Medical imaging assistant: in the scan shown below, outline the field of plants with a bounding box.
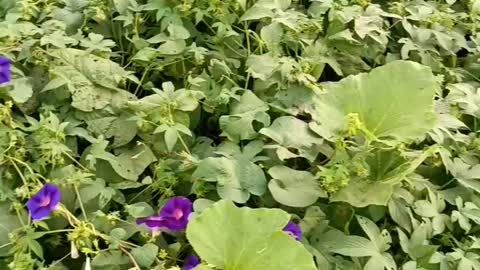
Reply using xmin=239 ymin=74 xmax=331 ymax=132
xmin=1 ymin=0 xmax=480 ymax=269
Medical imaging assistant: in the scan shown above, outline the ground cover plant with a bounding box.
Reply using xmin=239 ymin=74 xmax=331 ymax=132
xmin=1 ymin=0 xmax=480 ymax=269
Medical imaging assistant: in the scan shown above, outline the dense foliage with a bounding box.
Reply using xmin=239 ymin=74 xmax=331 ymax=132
xmin=1 ymin=0 xmax=480 ymax=269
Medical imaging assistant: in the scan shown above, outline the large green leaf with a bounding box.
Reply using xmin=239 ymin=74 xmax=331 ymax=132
xmin=268 ymin=166 xmax=327 ymax=207
xmin=51 ymin=48 xmax=136 ymax=112
xmin=309 ymin=60 xmax=437 ymax=142
xmin=186 ymin=200 xmax=316 ymax=270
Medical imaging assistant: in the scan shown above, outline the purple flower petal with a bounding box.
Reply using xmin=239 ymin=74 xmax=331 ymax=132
xmin=182 ymin=255 xmax=200 ymax=270
xmin=136 ymin=215 xmax=169 ymax=230
xmin=159 ymin=197 xmax=192 ymax=231
xmin=283 ymin=221 xmax=302 ymax=241
xmin=0 ymin=57 xmax=11 ymax=85
xmin=44 ymin=183 xmax=61 ymax=210
xmin=30 ymin=206 xmax=53 ymax=220
xmin=26 ymin=184 xmax=61 ymax=221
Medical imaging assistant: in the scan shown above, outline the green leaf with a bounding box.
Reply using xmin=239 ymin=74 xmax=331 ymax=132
xmin=246 ymin=54 xmax=278 ymax=80
xmin=219 ymin=91 xmax=270 ymax=142
xmin=41 ymin=78 xmax=67 ymax=92
xmin=321 ymin=230 xmax=378 ymax=257
xmin=92 ymin=250 xmax=130 ymax=267
xmin=270 ymin=85 xmax=315 ymax=115
xmin=113 ymin=0 xmax=130 ymax=14
xmin=388 ymin=194 xmax=413 ymax=233
xmin=457 ymin=178 xmax=480 ymax=194
xmin=110 ymin=228 xmax=127 ymax=240
xmin=168 ymin=24 xmax=190 ymax=40
xmin=125 ymin=202 xmax=155 ymax=218
xmin=195 ymin=266 xmax=215 ymax=270
xmin=396 ymin=225 xmax=437 ymax=259
xmin=260 ymin=23 xmax=284 ymax=53
xmin=157 ymin=40 xmax=186 ymax=55
xmin=447 ymin=158 xmax=480 ymax=194
xmin=356 ymin=216 xmax=391 ymax=252
xmin=268 ymin=166 xmax=326 ymax=207
xmin=260 ymin=116 xmax=323 ymax=161
xmin=51 ymin=48 xmax=136 ymax=112
xmin=309 ymin=60 xmax=438 ymax=142
xmin=331 ymin=180 xmax=394 ymax=208
xmin=86 ymin=115 xmax=137 ymax=147
xmin=186 ymin=200 xmax=316 ymax=270
xmin=260 ymin=116 xmax=318 ymax=147
xmin=132 ymin=47 xmax=159 ymax=62
xmin=9 ymin=78 xmax=33 ymax=103
xmin=300 ymin=206 xmax=326 ymax=235
xmin=331 ymin=148 xmax=433 ymax=207
xmin=192 ymin=156 xmax=266 ymax=203
xmin=79 ymin=178 xmax=107 ymax=203
xmin=240 ymin=7 xmax=274 ymax=21
xmin=364 ymin=149 xmax=409 ymax=182
xmin=0 ymin=203 xmax=22 ymax=256
xmin=26 ymin=238 xmax=43 ymax=259
xmin=40 ymin=31 xmax=77 ymax=48
xmin=164 ymin=127 xmax=179 ymax=152
xmin=53 ymin=0 xmax=87 ymax=33
xmin=111 ymin=144 xmax=157 ymax=181
xmin=89 ymin=141 xmax=157 ymax=181
xmin=131 ymin=243 xmax=159 ymax=267
xmin=129 ymin=83 xmax=201 ymax=112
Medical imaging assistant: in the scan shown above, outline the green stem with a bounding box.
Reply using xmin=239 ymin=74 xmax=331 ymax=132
xmin=6 ymin=156 xmax=45 ymax=183
xmin=134 ymin=66 xmax=151 ymax=96
xmin=177 ymin=134 xmax=191 ymax=155
xmin=9 ymin=159 xmax=29 ymax=187
xmin=15 ymin=208 xmax=26 ymax=227
xmin=63 ymin=151 xmax=90 ymax=172
xmin=127 ymin=185 xmax=152 ymax=204
xmin=440 ymin=178 xmax=456 ymax=189
xmin=48 ymin=252 xmax=72 ymax=268
xmin=244 ymin=22 xmax=251 ymax=55
xmin=74 ymin=185 xmax=88 ymax=221
xmin=0 ymin=242 xmax=13 ymax=250
xmin=244 ymin=72 xmax=250 ymax=90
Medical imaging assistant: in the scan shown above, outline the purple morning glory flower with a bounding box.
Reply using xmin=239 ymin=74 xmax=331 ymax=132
xmin=283 ymin=221 xmax=302 ymax=241
xmin=137 ymin=196 xmax=193 ymax=231
xmin=182 ymin=255 xmax=200 ymax=270
xmin=0 ymin=57 xmax=11 ymax=84
xmin=159 ymin=196 xmax=193 ymax=231
xmin=26 ymin=184 xmax=61 ymax=221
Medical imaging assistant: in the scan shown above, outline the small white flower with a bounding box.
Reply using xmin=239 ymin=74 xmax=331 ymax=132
xmin=84 ymin=257 xmax=91 ymax=270
xmin=71 ymin=241 xmax=79 ymax=259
